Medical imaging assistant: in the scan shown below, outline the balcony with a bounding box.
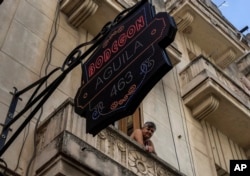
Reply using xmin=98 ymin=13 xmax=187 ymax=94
xmin=59 ymin=0 xmax=181 ymax=67
xmin=169 ymin=0 xmax=249 ymax=68
xmin=180 ymin=55 xmax=250 ymax=150
xmin=34 ymin=99 xmax=184 ymax=176
xmin=237 ymin=52 xmax=250 ymax=80
xmin=60 ymin=0 xmax=121 ymax=35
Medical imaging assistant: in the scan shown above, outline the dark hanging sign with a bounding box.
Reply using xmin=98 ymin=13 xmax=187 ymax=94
xmin=74 ymin=0 xmax=177 ymax=135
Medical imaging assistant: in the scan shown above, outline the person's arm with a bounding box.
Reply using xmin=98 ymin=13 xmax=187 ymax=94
xmin=130 ymin=129 xmax=144 ymax=146
xmin=150 ymin=141 xmax=157 ymax=155
xmin=147 ymin=140 xmax=157 ymax=155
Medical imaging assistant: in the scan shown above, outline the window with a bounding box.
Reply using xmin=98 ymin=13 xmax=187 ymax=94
xmin=118 ymin=107 xmax=142 ymax=136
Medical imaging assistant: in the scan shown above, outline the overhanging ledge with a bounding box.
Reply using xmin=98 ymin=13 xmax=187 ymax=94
xmin=35 ymin=98 xmax=185 ymax=176
xmin=35 ymin=131 xmax=137 ymax=176
xmin=180 ymin=57 xmax=250 ymax=149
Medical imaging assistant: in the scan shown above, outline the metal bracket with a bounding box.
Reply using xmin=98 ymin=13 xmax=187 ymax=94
xmin=0 ymin=88 xmax=20 ymax=151
xmin=0 ymin=0 xmax=145 ymax=157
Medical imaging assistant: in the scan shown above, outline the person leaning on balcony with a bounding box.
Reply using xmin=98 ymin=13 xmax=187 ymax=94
xmin=130 ymin=121 xmax=157 ymax=155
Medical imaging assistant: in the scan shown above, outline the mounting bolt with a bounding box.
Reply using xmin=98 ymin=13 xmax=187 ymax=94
xmin=1 ymin=134 xmax=6 ymax=139
xmin=8 ymin=112 xmax=13 ymax=119
xmin=81 ymin=147 xmax=86 ymax=151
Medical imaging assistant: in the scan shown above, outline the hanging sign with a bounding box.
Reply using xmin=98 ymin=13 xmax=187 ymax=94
xmin=74 ymin=0 xmax=177 ymax=135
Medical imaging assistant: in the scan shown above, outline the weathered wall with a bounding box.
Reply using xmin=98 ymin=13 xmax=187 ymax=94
xmin=0 ymin=0 xmax=87 ymax=174
xmin=1 ymin=0 xmax=248 ymax=176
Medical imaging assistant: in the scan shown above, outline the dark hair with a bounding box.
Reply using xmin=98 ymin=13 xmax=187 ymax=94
xmin=143 ymin=121 xmax=156 ymax=130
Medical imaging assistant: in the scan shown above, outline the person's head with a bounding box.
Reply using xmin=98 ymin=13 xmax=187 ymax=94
xmin=141 ymin=121 xmax=156 ymax=140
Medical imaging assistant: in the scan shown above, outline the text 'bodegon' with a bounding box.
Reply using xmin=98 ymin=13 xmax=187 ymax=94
xmin=74 ymin=0 xmax=177 ymax=135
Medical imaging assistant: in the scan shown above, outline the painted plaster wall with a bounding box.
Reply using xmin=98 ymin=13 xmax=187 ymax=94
xmin=0 ymin=0 xmax=87 ymax=174
xmin=1 ymin=0 xmax=248 ymax=176
xmin=0 ymin=0 xmax=195 ymax=175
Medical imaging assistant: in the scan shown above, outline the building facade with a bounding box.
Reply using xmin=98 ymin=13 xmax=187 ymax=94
xmin=0 ymin=0 xmax=249 ymax=176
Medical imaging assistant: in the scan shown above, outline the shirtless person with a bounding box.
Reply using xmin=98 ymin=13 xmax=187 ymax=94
xmin=130 ymin=121 xmax=157 ymax=154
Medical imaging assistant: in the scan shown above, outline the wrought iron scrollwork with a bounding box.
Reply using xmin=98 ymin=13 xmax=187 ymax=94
xmin=0 ymin=0 xmax=147 ymax=157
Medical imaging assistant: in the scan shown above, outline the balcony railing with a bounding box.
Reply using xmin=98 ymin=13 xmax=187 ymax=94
xmin=180 ymin=55 xmax=250 ymax=149
xmin=34 ymin=98 xmax=184 ymax=176
xmin=166 ymin=0 xmax=250 ymax=48
xmin=180 ymin=56 xmax=250 ymax=102
xmin=169 ymin=0 xmax=249 ymax=69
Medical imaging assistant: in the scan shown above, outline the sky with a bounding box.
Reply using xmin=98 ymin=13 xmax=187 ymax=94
xmin=212 ymin=0 xmax=250 ymax=35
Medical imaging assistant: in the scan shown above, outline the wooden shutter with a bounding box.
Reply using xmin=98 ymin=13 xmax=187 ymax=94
xmin=119 ymin=107 xmax=141 ymax=136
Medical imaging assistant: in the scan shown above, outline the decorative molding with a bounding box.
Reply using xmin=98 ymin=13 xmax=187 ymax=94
xmin=203 ymin=121 xmax=249 ymax=172
xmin=177 ymin=11 xmax=194 ymax=32
xmin=128 ymin=151 xmax=155 ymax=176
xmin=60 ymin=0 xmax=99 ymax=28
xmin=165 ymin=0 xmax=184 ymax=13
xmin=246 ymin=148 xmax=250 ymax=159
xmin=35 ymin=131 xmax=137 ymax=176
xmin=216 ymin=48 xmax=236 ymax=69
xmin=237 ymin=53 xmax=250 ymax=78
xmin=240 ymin=76 xmax=250 ymax=91
xmin=180 ymin=56 xmax=250 ymax=101
xmin=36 ymin=99 xmax=184 ymax=176
xmin=167 ymin=43 xmax=182 ymax=66
xmin=116 ymin=0 xmax=137 ymax=8
xmin=191 ymin=95 xmax=219 ymax=120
